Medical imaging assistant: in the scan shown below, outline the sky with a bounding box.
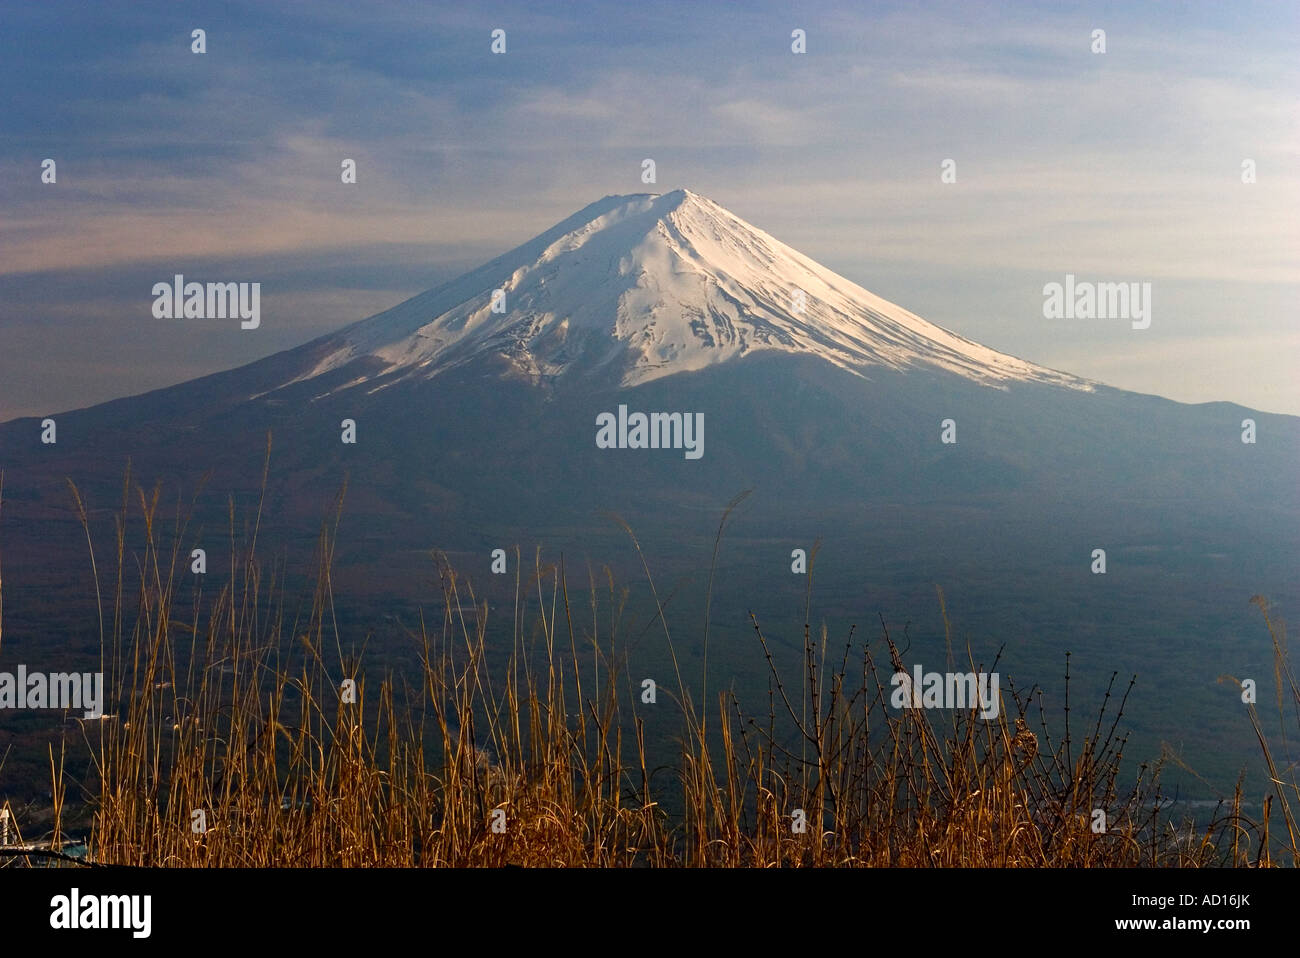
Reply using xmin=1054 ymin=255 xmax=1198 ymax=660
xmin=1 ymin=0 xmax=1297 ymax=420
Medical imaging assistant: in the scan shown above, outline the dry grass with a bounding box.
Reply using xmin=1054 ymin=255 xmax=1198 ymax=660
xmin=2 ymin=457 xmax=1297 ymax=867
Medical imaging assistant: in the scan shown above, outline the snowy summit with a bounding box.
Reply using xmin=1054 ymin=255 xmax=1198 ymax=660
xmin=288 ymin=189 xmax=1093 ymax=396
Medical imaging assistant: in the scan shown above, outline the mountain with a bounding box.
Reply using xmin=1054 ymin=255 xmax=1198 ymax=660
xmin=11 ymin=187 xmax=1288 ymax=530
xmin=1 ymin=190 xmax=1297 ymax=792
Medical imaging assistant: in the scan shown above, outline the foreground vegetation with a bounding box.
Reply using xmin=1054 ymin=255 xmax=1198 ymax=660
xmin=1 ymin=466 xmax=1296 ymax=867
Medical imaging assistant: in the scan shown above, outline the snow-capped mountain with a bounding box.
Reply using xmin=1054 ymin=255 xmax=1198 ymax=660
xmin=8 ymin=183 xmax=1294 ymax=533
xmin=280 ymin=189 xmax=1092 ymax=397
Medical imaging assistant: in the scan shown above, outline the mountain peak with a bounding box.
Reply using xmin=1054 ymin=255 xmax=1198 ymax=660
xmin=282 ymin=191 xmax=1094 ymax=396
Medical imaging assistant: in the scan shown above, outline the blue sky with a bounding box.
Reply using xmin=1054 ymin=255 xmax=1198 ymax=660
xmin=1 ymin=0 xmax=1297 ymax=418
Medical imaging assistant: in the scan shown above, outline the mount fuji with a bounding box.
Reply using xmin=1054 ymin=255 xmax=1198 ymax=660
xmin=4 ymin=185 xmax=1297 ymax=573
xmin=1 ymin=190 xmax=1297 ymax=787
xmin=4 ymin=183 xmax=1296 ymax=551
